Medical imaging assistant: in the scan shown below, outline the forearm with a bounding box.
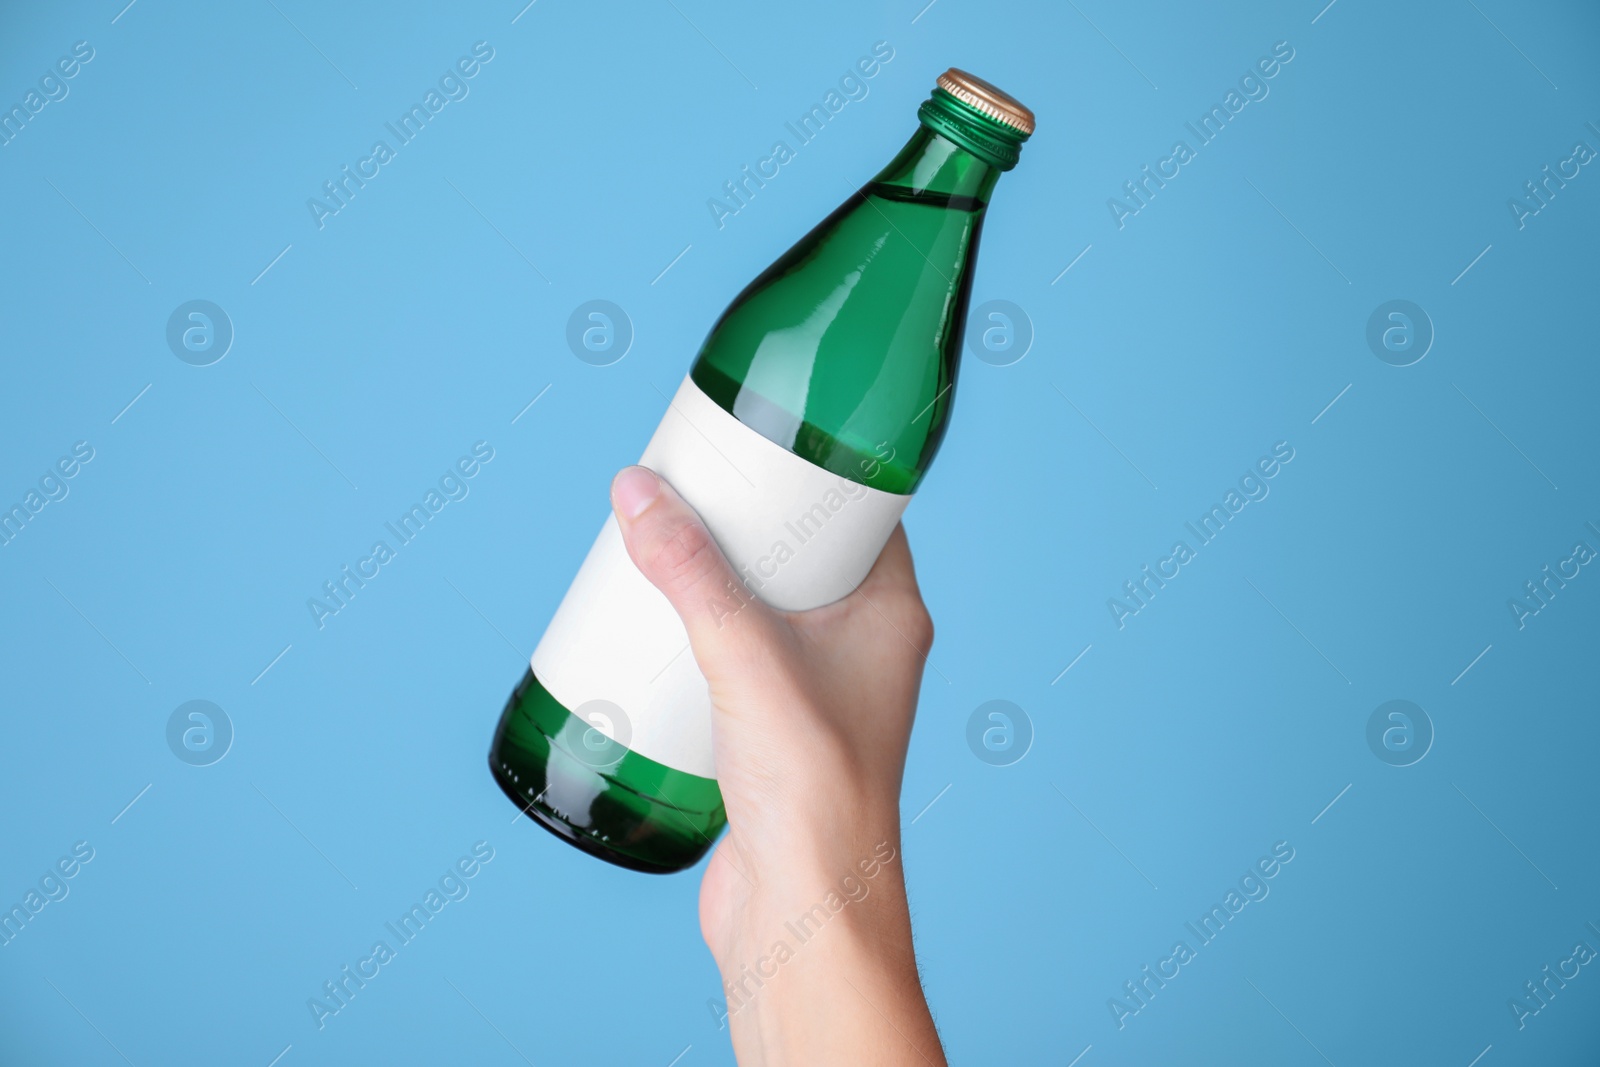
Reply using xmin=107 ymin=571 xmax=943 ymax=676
xmin=715 ymin=838 xmax=946 ymax=1066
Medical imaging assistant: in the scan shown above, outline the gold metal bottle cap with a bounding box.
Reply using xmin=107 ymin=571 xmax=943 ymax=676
xmin=936 ymin=68 xmax=1035 ymax=135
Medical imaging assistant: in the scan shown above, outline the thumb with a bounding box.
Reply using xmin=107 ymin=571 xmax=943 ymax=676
xmin=610 ymin=465 xmax=776 ymax=667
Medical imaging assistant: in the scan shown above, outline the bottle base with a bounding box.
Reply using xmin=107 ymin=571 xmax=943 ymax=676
xmin=487 ymin=755 xmax=692 ymax=875
xmin=488 ymin=668 xmax=725 ymax=875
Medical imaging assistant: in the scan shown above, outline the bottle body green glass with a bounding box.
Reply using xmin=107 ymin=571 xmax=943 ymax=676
xmin=488 ymin=95 xmax=1024 ymax=873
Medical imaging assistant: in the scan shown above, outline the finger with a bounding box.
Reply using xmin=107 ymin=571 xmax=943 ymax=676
xmin=611 ymin=465 xmax=777 ymax=663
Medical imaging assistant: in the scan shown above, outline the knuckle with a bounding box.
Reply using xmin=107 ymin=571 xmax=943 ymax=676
xmin=900 ymin=602 xmax=934 ymax=655
xmin=650 ymin=519 xmax=719 ymax=590
xmin=910 ymin=606 xmax=934 ymax=653
xmin=888 ymin=587 xmax=934 ymax=652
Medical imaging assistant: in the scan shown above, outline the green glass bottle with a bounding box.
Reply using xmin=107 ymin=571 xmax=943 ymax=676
xmin=489 ymin=69 xmax=1034 ymax=873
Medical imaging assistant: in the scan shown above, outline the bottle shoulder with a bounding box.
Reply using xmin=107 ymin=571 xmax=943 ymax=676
xmin=691 ymin=187 xmax=986 ymax=494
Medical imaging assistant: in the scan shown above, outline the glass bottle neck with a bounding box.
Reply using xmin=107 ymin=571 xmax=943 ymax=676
xmin=868 ymin=126 xmax=1001 ymax=206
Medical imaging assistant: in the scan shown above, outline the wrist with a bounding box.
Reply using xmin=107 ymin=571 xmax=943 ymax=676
xmin=714 ymin=832 xmax=908 ymax=975
xmin=711 ymin=842 xmax=944 ymax=1066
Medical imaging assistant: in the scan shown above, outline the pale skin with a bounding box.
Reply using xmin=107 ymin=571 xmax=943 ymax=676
xmin=610 ymin=464 xmax=947 ymax=1067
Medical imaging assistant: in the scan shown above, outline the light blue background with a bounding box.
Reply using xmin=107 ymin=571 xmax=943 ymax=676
xmin=2 ymin=0 xmax=1598 ymax=1064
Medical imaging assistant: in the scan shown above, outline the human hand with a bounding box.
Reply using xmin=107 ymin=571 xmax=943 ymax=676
xmin=610 ymin=464 xmax=946 ymax=1066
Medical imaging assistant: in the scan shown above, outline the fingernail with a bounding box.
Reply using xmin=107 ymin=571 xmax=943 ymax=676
xmin=612 ymin=466 xmax=660 ymax=520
